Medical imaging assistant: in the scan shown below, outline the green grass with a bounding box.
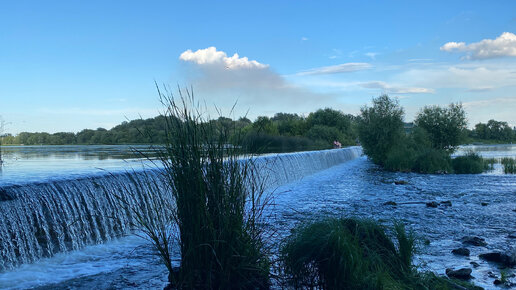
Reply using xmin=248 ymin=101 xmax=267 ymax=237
xmin=501 ymin=157 xmax=516 ymax=174
xmin=280 ymin=217 xmax=481 ymax=290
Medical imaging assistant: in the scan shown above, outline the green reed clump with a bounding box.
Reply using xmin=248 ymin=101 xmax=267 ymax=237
xmin=155 ymin=87 xmax=270 ymax=289
xmin=501 ymin=157 xmax=516 ymax=174
xmin=483 ymin=157 xmax=497 ymax=171
xmin=280 ymin=217 xmax=480 ymax=290
xmin=451 ymin=152 xmax=485 ymax=174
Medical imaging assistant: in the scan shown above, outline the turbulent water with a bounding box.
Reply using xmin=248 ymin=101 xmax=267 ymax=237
xmin=0 ymin=145 xmax=514 ymax=289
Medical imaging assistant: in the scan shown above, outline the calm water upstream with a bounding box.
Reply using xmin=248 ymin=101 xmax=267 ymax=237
xmin=0 ymin=144 xmax=514 ymax=289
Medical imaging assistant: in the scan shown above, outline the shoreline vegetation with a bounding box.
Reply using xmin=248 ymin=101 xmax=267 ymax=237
xmin=357 ymin=95 xmax=515 ymax=174
xmin=112 ymin=89 xmax=486 ymax=289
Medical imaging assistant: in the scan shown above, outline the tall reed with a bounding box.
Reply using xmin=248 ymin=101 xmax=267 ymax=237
xmin=152 ymin=87 xmax=270 ymax=289
xmin=501 ymin=157 xmax=516 ymax=174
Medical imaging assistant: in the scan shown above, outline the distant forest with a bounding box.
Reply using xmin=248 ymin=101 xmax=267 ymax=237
xmin=1 ymin=109 xmax=515 ymax=151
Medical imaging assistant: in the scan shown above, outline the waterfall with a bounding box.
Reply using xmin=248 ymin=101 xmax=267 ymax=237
xmin=0 ymin=147 xmax=362 ymax=271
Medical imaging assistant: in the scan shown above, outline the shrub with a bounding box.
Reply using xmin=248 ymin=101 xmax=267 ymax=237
xmin=452 ymin=152 xmax=485 ymax=174
xmin=280 ymin=217 xmax=416 ymax=289
xmin=280 ymin=217 xmax=481 ymax=290
xmin=413 ymin=148 xmax=452 ymax=174
xmin=384 ymin=143 xmax=417 ymax=172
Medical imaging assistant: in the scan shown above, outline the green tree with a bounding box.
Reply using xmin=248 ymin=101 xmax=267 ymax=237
xmin=358 ymin=95 xmax=404 ymax=165
xmin=414 ymin=103 xmax=467 ymax=153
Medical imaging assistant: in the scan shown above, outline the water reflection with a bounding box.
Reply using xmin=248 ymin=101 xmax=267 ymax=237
xmin=0 ymin=145 xmax=160 ymax=185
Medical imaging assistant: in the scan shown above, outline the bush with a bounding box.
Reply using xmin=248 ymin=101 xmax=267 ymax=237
xmin=413 ymin=148 xmax=452 ymax=174
xmin=280 ymin=217 xmax=416 ymax=289
xmin=280 ymin=217 xmax=481 ymax=290
xmin=384 ymin=142 xmax=417 ymax=172
xmin=452 ymin=152 xmax=485 ymax=174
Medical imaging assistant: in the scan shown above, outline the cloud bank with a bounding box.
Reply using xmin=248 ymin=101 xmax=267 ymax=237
xmin=441 ymin=32 xmax=516 ymax=59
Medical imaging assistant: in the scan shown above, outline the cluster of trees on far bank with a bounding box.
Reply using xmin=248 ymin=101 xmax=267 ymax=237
xmin=466 ymin=119 xmax=516 ymax=143
xmin=0 ymin=101 xmax=514 ymax=153
xmin=0 ymin=109 xmax=359 ymax=152
xmin=357 ymin=95 xmax=495 ymax=174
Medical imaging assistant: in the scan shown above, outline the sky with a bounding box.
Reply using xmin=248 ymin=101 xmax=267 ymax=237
xmin=1 ymin=0 xmax=516 ymax=134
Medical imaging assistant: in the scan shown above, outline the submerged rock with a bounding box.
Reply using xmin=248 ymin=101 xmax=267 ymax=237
xmin=470 ymin=261 xmax=480 ymax=268
xmin=446 ymin=268 xmax=472 ymax=280
xmin=394 ymin=180 xmax=408 ymax=185
xmin=461 ymin=236 xmax=487 ymax=247
xmin=479 ymin=252 xmax=516 ymax=268
xmin=452 ymin=247 xmax=470 ymax=256
xmin=440 ymin=200 xmax=452 ymax=206
xmin=426 ymin=201 xmax=439 ymax=208
xmin=383 ymin=201 xmax=397 ymax=206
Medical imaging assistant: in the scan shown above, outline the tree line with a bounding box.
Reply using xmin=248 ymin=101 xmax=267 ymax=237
xmin=1 ymin=105 xmax=514 ymax=151
xmin=0 ymin=109 xmax=358 ymax=152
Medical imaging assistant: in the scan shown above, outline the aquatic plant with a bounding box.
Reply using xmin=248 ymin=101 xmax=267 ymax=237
xmin=451 ymin=152 xmax=485 ymax=174
xmin=153 ymin=87 xmax=271 ymax=289
xmin=501 ymin=157 xmax=516 ymax=174
xmin=482 ymin=157 xmax=497 ymax=171
xmin=280 ymin=217 xmax=480 ymax=290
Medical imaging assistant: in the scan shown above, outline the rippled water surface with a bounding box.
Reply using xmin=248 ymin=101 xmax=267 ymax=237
xmin=0 ymin=144 xmax=515 ymax=289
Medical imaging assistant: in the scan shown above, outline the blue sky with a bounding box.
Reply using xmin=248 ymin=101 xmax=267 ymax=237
xmin=1 ymin=0 xmax=516 ymax=133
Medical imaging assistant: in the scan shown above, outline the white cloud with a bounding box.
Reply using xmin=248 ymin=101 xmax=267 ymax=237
xmin=396 ymin=64 xmax=516 ymax=89
xmin=178 ymin=47 xmax=338 ymax=117
xmin=364 ymin=52 xmax=378 ymax=60
xmin=360 ymin=81 xmax=434 ymax=94
xmin=301 ymin=37 xmax=308 ymax=41
xmin=297 ymin=63 xmax=372 ymax=75
xmin=179 ymin=47 xmax=268 ymax=69
xmin=441 ymin=32 xmax=516 ymax=59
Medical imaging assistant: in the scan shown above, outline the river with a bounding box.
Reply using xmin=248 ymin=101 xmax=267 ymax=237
xmin=0 ymin=144 xmax=514 ymax=289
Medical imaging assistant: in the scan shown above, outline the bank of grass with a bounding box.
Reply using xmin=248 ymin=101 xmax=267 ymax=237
xmin=280 ymin=217 xmax=480 ymax=290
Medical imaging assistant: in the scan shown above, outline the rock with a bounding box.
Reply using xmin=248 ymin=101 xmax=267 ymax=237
xmin=508 ymin=233 xmax=516 ymax=239
xmin=479 ymin=252 xmax=516 ymax=267
xmin=494 ymin=279 xmax=502 ymax=285
xmin=452 ymin=247 xmax=470 ymax=256
xmin=470 ymin=261 xmax=480 ymax=268
xmin=487 ymin=271 xmax=498 ymax=278
xmin=426 ymin=201 xmax=439 ymax=208
xmin=446 ymin=268 xmax=472 ymax=280
xmin=481 ymin=202 xmax=488 ymax=206
xmin=440 ymin=200 xmax=452 ymax=206
xmin=383 ymin=201 xmax=397 ymax=206
xmin=461 ymin=236 xmax=487 ymax=247
xmin=394 ymin=180 xmax=408 ymax=185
